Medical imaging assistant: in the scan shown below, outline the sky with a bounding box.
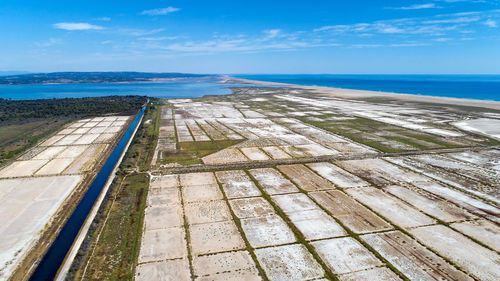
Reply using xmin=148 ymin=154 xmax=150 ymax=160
xmin=1 ymin=0 xmax=499 ymax=74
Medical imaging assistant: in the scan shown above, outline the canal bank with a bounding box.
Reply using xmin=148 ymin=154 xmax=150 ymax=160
xmin=28 ymin=105 xmax=146 ymax=281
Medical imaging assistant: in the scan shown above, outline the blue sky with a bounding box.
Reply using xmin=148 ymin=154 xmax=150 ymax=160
xmin=1 ymin=0 xmax=499 ymax=74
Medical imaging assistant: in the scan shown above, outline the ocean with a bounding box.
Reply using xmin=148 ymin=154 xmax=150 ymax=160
xmin=235 ymin=74 xmax=500 ymax=101
xmin=1 ymin=75 xmax=499 ymax=101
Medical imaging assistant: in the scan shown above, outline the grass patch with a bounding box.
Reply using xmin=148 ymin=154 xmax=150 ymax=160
xmin=0 ymin=118 xmax=71 ymax=165
xmin=77 ymin=172 xmax=149 ymax=280
xmin=160 ymin=139 xmax=243 ymax=166
xmin=120 ymin=100 xmax=161 ymax=171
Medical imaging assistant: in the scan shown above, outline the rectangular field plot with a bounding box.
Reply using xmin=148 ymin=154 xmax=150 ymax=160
xmin=144 ymin=204 xmax=183 ymax=230
xmin=255 ymin=244 xmax=324 ymax=281
xmin=410 ymin=225 xmax=500 ymax=281
xmin=135 ymin=259 xmax=191 ymax=281
xmin=383 ymin=185 xmax=475 ymax=222
xmin=215 ymin=170 xmax=261 ymax=198
xmin=447 ymin=150 xmax=500 ymax=171
xmin=451 ymin=219 xmax=500 ymax=252
xmin=184 ymin=200 xmax=232 ymax=225
xmin=307 ymin=162 xmax=368 ymax=188
xmin=180 ymin=172 xmax=217 ymax=186
xmin=57 ymin=145 xmax=88 ymax=158
xmin=311 ymin=237 xmax=383 ymax=275
xmin=63 ymin=144 xmax=108 ymax=174
xmin=240 ymin=147 xmax=270 ymax=161
xmin=310 ymin=190 xmax=392 ymax=234
xmin=387 ymin=156 xmax=499 ymax=204
xmin=0 ymin=159 xmax=48 ymax=178
xmin=240 ymin=215 xmax=296 ymax=248
xmin=412 ymin=181 xmax=500 ymax=220
xmin=288 ymin=209 xmax=346 ymax=240
xmin=277 ymin=164 xmax=334 ymax=191
xmin=0 ymin=176 xmax=81 ymax=278
xmin=249 ymin=168 xmax=299 ymax=194
xmin=35 ymin=158 xmax=74 ymax=175
xmin=33 ymin=146 xmax=66 ymax=160
xmin=147 ymin=188 xmax=180 ymax=207
xmin=272 ymin=193 xmax=320 ymax=214
xmin=188 ymin=220 xmax=245 ymax=255
xmin=346 ymin=186 xmax=435 ymax=228
xmin=412 ymin=154 xmax=500 ymax=186
xmin=138 ymin=227 xmax=187 ymax=263
xmin=338 ymin=158 xmax=429 ymax=186
xmin=181 ymin=184 xmax=223 ymax=203
xmin=229 ymin=197 xmax=275 ymax=219
xmin=261 ymin=146 xmax=291 ymax=159
xmin=192 ymin=250 xmax=260 ymax=280
xmin=362 ymin=231 xmax=472 ymax=281
xmin=202 ymin=148 xmax=249 ymax=164
xmin=55 ymin=134 xmax=82 ymax=145
xmin=150 ymin=174 xmax=179 ymax=189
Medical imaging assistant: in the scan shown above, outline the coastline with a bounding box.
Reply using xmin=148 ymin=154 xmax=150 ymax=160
xmin=227 ymin=77 xmax=500 ymax=111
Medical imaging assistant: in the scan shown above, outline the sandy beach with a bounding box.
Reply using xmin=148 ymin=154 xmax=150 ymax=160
xmin=227 ymin=77 xmax=500 ymax=111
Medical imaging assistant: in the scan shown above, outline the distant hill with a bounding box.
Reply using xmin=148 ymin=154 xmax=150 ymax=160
xmin=0 ymin=72 xmax=216 ymax=85
xmin=0 ymin=71 xmax=30 ymax=77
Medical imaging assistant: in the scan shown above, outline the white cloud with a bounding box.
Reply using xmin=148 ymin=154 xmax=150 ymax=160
xmin=53 ymin=22 xmax=103 ymax=30
xmin=483 ymin=19 xmax=497 ymax=27
xmin=138 ymin=36 xmax=179 ymax=41
xmin=314 ymin=9 xmax=500 ymax=38
xmin=139 ymin=35 xmax=338 ymax=53
xmin=101 ymin=40 xmax=113 ymax=44
xmin=351 ymin=44 xmax=384 ymax=48
xmin=423 ymin=16 xmax=480 ymax=24
xmin=377 ymin=24 xmax=405 ymax=34
xmin=390 ymin=43 xmax=428 ymax=47
xmin=141 ymin=7 xmax=180 ymax=16
xmin=35 ymin=38 xmax=62 ymax=47
xmin=97 ymin=17 xmax=111 ymax=21
xmin=263 ymin=29 xmax=281 ymax=39
xmin=119 ymin=28 xmax=165 ymax=36
xmin=433 ymin=37 xmax=452 ymax=41
xmin=388 ymin=3 xmax=440 ymax=10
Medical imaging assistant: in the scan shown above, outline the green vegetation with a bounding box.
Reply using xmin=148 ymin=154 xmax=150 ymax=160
xmin=297 ymin=116 xmax=467 ymax=153
xmin=0 ymin=95 xmax=147 ymax=121
xmin=0 ymin=96 xmax=147 ymax=166
xmin=120 ymin=100 xmax=161 ymax=171
xmin=161 ymin=139 xmax=243 ymax=165
xmin=0 ymin=118 xmax=70 ymax=165
xmin=70 ymin=172 xmax=149 ymax=280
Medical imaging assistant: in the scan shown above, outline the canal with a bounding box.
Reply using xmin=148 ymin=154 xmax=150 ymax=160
xmin=29 ymin=105 xmax=146 ymax=281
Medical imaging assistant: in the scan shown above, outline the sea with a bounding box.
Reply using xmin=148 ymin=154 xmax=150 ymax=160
xmin=0 ymin=75 xmax=499 ymax=101
xmin=235 ymin=74 xmax=500 ymax=101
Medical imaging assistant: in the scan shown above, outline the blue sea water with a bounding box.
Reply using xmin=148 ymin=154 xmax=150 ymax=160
xmin=235 ymin=74 xmax=500 ymax=101
xmin=0 ymin=77 xmax=239 ymax=100
xmin=1 ymin=75 xmax=499 ymax=101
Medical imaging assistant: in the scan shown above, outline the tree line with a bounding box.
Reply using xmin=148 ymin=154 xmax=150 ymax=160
xmin=0 ymin=95 xmax=147 ymax=122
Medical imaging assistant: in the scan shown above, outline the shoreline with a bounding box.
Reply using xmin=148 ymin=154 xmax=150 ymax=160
xmin=227 ymin=77 xmax=500 ymax=111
